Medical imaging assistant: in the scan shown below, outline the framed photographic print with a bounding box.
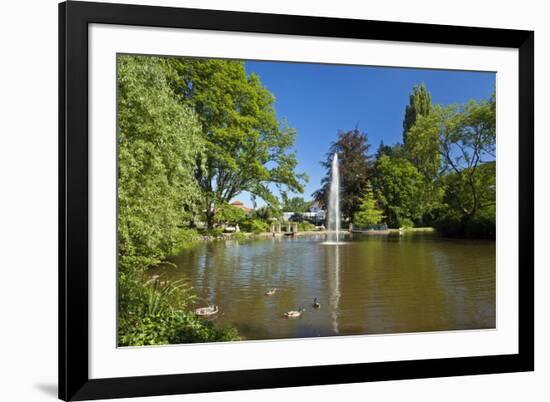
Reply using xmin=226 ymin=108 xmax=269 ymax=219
xmin=59 ymin=1 xmax=534 ymax=400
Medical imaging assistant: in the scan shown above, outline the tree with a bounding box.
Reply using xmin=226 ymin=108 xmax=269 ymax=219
xmin=375 ymin=140 xmax=402 ymax=159
xmin=252 ymin=205 xmax=282 ymax=222
xmin=372 ymin=155 xmax=424 ymax=228
xmin=213 ymin=203 xmax=247 ymax=226
xmin=403 ymin=84 xmax=432 ymax=145
xmin=117 ymin=56 xmax=243 ymax=345
xmin=405 ymin=111 xmax=440 ymax=180
xmin=117 ymin=55 xmax=205 ymax=271
xmin=281 ymin=195 xmax=312 ymax=213
xmin=435 ymin=161 xmax=495 ymax=237
xmin=403 ymin=110 xmax=443 ymax=220
xmin=168 ymin=58 xmax=307 ymax=228
xmin=313 ymin=128 xmax=371 ymax=221
xmin=353 ymin=182 xmax=384 ymax=228
xmin=436 ymin=98 xmax=496 ymax=226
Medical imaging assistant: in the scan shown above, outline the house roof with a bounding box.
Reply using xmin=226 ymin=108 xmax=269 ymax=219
xmin=230 ymin=200 xmax=252 ymax=213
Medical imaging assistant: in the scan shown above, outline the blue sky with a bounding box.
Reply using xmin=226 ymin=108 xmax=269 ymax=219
xmin=240 ymin=60 xmax=495 ymax=206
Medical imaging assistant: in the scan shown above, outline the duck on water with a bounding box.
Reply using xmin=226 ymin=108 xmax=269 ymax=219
xmin=284 ymin=308 xmax=305 ymax=318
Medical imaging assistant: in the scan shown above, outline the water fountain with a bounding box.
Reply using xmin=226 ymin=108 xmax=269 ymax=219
xmin=325 ymin=153 xmax=342 ymax=331
xmin=326 ymin=153 xmax=341 ymax=244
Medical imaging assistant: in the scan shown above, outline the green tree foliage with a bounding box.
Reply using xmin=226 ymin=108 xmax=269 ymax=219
xmin=168 ymin=58 xmax=307 ymax=228
xmin=297 ymin=221 xmax=316 ymax=231
xmin=372 ymin=155 xmax=424 ymax=228
xmin=371 ymin=83 xmax=496 ymax=236
xmin=434 ymin=97 xmax=496 ymax=236
xmin=281 ymin=195 xmax=312 ymax=213
xmin=252 ymin=205 xmax=282 ymax=221
xmin=403 ymin=83 xmax=432 ymax=144
xmin=313 ymin=128 xmax=371 ymax=221
xmin=117 ymin=55 xmax=238 ymax=345
xmin=404 ymin=110 xmax=443 ymax=221
xmin=213 ymin=203 xmax=247 ymax=226
xmin=439 ymin=99 xmax=496 ymax=217
xmin=117 ymin=55 xmax=205 ymax=271
xmin=353 ymin=182 xmax=384 ymax=228
xmin=435 ymin=162 xmax=496 ymax=237
xmin=118 ymin=274 xmax=238 ymax=346
xmin=240 ymin=219 xmax=270 ymax=234
xmin=375 ymin=140 xmax=403 ymax=159
xmin=405 ymin=111 xmax=441 ymax=180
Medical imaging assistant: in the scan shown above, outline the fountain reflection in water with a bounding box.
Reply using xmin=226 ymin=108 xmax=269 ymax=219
xmin=329 ymin=244 xmax=341 ymax=333
xmin=322 ymin=153 xmax=342 ymax=331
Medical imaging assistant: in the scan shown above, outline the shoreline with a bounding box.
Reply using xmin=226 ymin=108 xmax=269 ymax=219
xmin=198 ymin=227 xmax=437 ymax=242
xmin=199 ymin=229 xmax=327 ymax=241
xmin=387 ymin=227 xmax=436 ymax=234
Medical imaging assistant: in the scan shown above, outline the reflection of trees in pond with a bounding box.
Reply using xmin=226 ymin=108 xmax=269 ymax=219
xmin=184 ymin=239 xmax=316 ymax=338
xmin=430 ymin=241 xmax=496 ymax=329
xmin=344 ymin=236 xmax=451 ymax=334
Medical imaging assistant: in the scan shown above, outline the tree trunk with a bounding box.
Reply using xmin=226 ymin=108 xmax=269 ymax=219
xmin=204 ymin=197 xmax=215 ymax=230
xmin=206 ymin=208 xmax=215 ymax=230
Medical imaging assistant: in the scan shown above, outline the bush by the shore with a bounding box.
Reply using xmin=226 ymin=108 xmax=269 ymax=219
xmin=434 ymin=207 xmax=495 ymax=238
xmin=118 ymin=270 xmax=238 ymax=346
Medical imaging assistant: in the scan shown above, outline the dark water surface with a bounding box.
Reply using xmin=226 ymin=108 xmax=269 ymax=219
xmin=154 ymin=233 xmax=495 ymax=340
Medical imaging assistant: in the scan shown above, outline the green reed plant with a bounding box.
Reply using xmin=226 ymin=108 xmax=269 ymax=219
xmin=118 ymin=270 xmax=239 ymax=346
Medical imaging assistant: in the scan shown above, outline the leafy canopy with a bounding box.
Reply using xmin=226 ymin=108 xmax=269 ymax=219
xmin=168 ymin=58 xmax=307 ymax=227
xmin=281 ymin=196 xmax=312 ymax=213
xmin=213 ymin=203 xmax=247 ymax=226
xmin=372 ymin=155 xmax=424 ymax=228
xmin=117 ymin=55 xmax=205 ymax=271
xmin=436 ymin=97 xmax=496 ymax=225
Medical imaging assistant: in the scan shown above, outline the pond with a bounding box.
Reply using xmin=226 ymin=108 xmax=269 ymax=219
xmin=153 ymin=233 xmax=495 ymax=341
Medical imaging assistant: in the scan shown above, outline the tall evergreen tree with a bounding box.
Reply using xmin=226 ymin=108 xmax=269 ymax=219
xmin=403 ymin=83 xmax=432 ymax=145
xmin=353 ymin=182 xmax=384 ymax=228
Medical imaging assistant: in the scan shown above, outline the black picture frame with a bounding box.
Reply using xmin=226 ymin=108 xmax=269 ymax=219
xmin=59 ymin=1 xmax=534 ymax=400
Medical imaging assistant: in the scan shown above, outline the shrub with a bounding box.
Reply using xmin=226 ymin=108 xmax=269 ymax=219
xmin=241 ymin=219 xmax=269 ymax=234
xmin=399 ymin=218 xmax=414 ymax=229
xmin=213 ymin=203 xmax=247 ymax=226
xmin=231 ymin=231 xmax=247 ymax=241
xmin=119 ymin=310 xmax=239 ymax=346
xmin=298 ymin=221 xmax=315 ymax=231
xmin=170 ymin=228 xmax=199 ymax=255
xmin=202 ymin=227 xmax=224 ymax=238
xmin=118 ymin=272 xmax=239 ymax=346
xmin=463 ymin=207 xmax=496 ymax=238
xmin=433 ymin=206 xmax=495 ymax=238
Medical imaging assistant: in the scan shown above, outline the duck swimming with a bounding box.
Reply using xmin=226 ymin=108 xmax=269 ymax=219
xmin=194 ymin=305 xmax=219 ymax=317
xmin=265 ymin=288 xmax=277 ymax=296
xmin=312 ymin=297 xmax=321 ymax=308
xmin=284 ymin=308 xmax=305 ymax=318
